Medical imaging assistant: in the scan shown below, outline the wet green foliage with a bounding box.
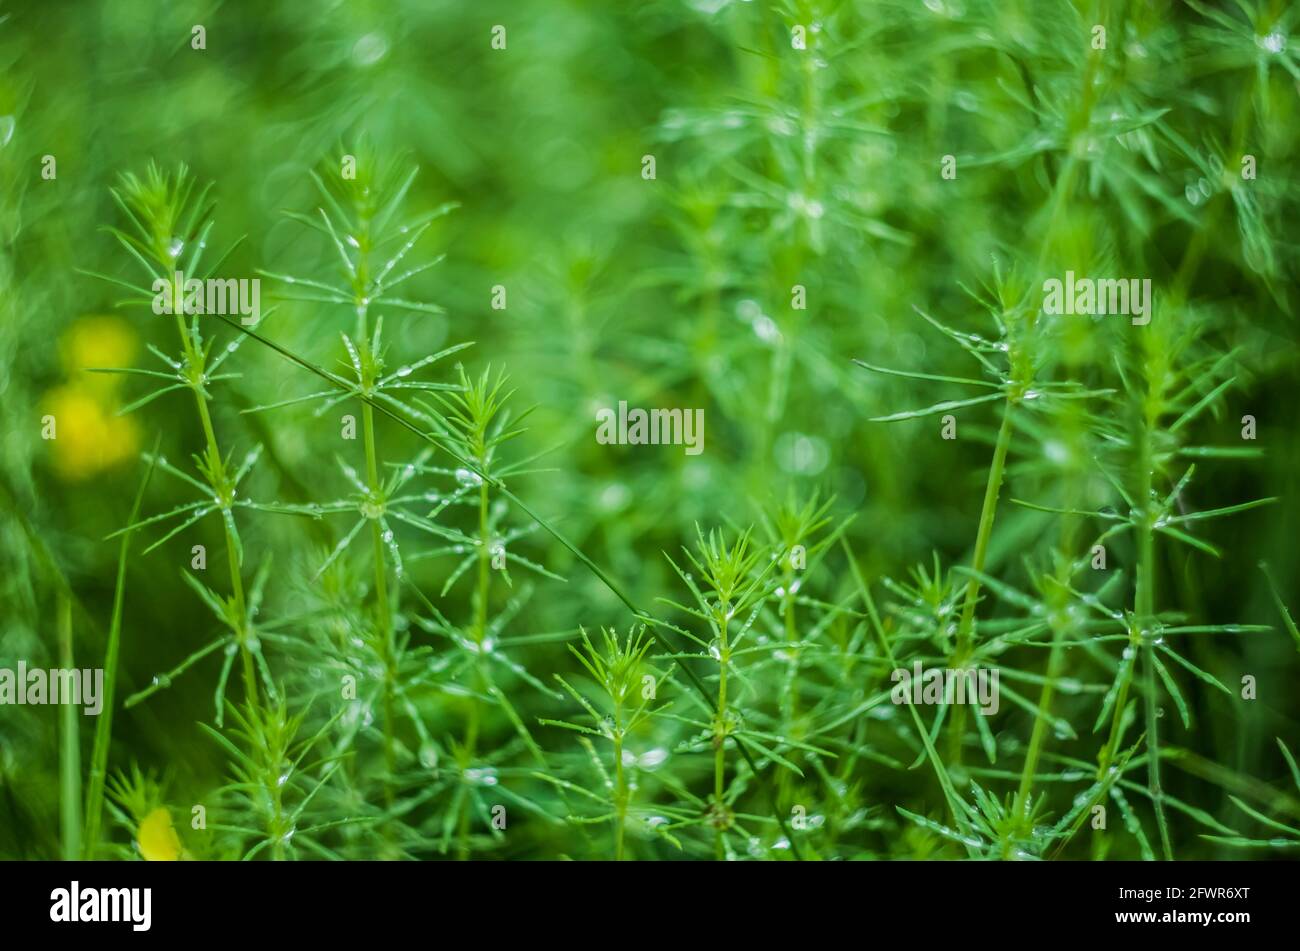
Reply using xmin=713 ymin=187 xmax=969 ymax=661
xmin=1 ymin=0 xmax=1298 ymax=861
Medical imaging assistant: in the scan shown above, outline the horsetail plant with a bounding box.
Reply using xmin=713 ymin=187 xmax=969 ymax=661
xmin=856 ymin=264 xmax=1112 ymax=766
xmin=87 ymin=163 xmax=274 ymax=711
xmin=412 ymin=366 xmax=573 ymax=858
xmin=657 ymin=526 xmax=826 ymax=858
xmin=537 ymin=625 xmax=673 ymax=860
xmin=10 ymin=1 xmax=1298 ymax=871
xmin=256 ymin=153 xmax=463 ymax=809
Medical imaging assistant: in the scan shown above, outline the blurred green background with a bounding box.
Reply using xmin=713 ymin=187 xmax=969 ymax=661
xmin=1 ymin=0 xmax=1297 ymax=860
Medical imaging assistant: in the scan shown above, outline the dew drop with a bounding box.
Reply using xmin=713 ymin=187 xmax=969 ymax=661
xmin=465 ymin=767 xmax=499 ymax=787
xmin=352 ymin=31 xmax=390 ymax=66
xmin=752 ymin=314 xmax=780 ymax=343
xmin=639 ymin=747 xmax=669 ymax=768
xmin=1258 ymin=30 xmax=1286 ymax=54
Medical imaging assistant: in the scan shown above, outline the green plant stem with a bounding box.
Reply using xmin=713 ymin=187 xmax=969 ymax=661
xmin=352 ymin=205 xmax=398 ymax=817
xmin=270 ymin=767 xmax=286 ymax=861
xmin=1009 ymin=426 xmax=1085 ymax=849
xmin=1135 ymin=406 xmax=1173 ymax=860
xmin=1008 ymin=574 xmax=1073 ymax=856
xmin=456 ymin=701 xmax=479 ymax=862
xmin=1097 ymin=631 xmax=1138 ymax=782
xmin=476 ymin=480 xmax=490 ymax=641
xmin=83 ymin=447 xmax=156 ymax=858
xmin=173 ymin=309 xmax=258 ymax=706
xmin=778 ymin=560 xmax=800 ymax=808
xmin=713 ymin=601 xmax=730 ymax=861
xmin=362 ymin=399 xmax=397 ymax=807
xmin=458 ymin=478 xmax=492 ymax=861
xmin=58 ymin=595 xmax=81 ymax=861
xmin=782 ymin=561 xmax=800 ymax=722
xmin=949 ymin=400 xmax=1014 ymax=762
xmin=613 ymin=700 xmax=627 ymax=861
xmin=1012 ymin=635 xmax=1063 ymax=824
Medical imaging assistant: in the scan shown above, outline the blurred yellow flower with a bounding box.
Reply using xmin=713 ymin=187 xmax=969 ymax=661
xmin=42 ymin=316 xmax=142 ymax=481
xmin=60 ymin=314 xmax=139 ymax=383
xmin=43 ymin=386 xmax=141 ymax=480
xmin=136 ymin=806 xmax=183 ymax=861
